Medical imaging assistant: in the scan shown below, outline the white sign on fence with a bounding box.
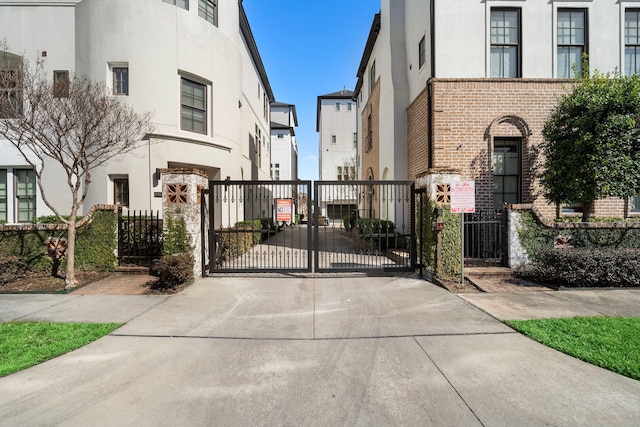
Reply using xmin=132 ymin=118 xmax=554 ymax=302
xmin=450 ymin=180 xmax=476 ymax=213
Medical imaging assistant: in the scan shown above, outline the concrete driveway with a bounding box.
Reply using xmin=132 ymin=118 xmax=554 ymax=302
xmin=1 ymin=275 xmax=639 ymax=426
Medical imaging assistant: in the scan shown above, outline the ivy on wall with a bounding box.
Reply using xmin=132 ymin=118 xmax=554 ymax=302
xmin=419 ymin=202 xmax=462 ymax=279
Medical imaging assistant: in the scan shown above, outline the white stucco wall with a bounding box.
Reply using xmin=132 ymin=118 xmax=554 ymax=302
xmin=318 ymin=97 xmax=357 ymax=181
xmin=0 ymin=0 xmax=273 ymax=220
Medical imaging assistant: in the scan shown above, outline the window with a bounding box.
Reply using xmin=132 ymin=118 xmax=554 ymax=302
xmin=199 ymin=0 xmax=218 ymax=26
xmin=337 ymin=166 xmax=343 ymax=181
xmin=113 ymin=178 xmax=129 ymax=207
xmin=0 ymin=52 xmax=22 ymax=118
xmin=163 ymin=0 xmax=188 ymax=10
xmin=53 ymin=70 xmax=69 ymax=98
xmin=562 ymin=201 xmax=583 ymax=214
xmin=490 ymin=9 xmax=520 ymax=78
xmin=625 ymin=10 xmax=640 ymax=76
xmin=369 ymin=61 xmax=376 ymax=92
xmin=630 ymin=194 xmax=640 ymax=213
xmin=353 ymin=132 xmax=358 ymax=148
xmin=493 ymin=138 xmax=521 ymax=209
xmin=365 ymin=113 xmax=372 ymax=152
xmin=0 ymin=169 xmax=6 ymax=223
xmin=347 ymin=102 xmax=352 ymax=111
xmin=272 ymin=163 xmax=280 ymax=181
xmin=112 ymin=67 xmax=129 ymax=95
xmin=15 ymin=169 xmax=36 ymax=222
xmin=181 ymin=77 xmax=207 ymax=133
xmin=331 ymin=135 xmax=337 ymax=144
xmin=558 ymin=9 xmax=586 ymax=78
xmin=277 ymin=133 xmax=285 ymax=139
xmin=335 ymin=103 xmax=341 ymax=111
xmin=419 ymin=36 xmax=426 ymax=69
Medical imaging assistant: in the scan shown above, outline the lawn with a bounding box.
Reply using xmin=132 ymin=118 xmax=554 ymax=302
xmin=507 ymin=317 xmax=640 ymax=381
xmin=0 ymin=322 xmax=121 ymax=377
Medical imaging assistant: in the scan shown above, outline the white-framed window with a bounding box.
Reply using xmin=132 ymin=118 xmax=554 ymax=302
xmin=419 ymin=36 xmax=426 ymax=69
xmin=337 ymin=166 xmax=343 ymax=181
xmin=112 ymin=176 xmax=129 ymax=207
xmin=353 ymin=132 xmax=358 ymax=148
xmin=163 ymin=0 xmax=188 ymax=10
xmin=112 ymin=66 xmax=129 ymax=95
xmin=625 ymin=9 xmax=640 ymax=76
xmin=181 ymin=77 xmax=207 ymax=134
xmin=53 ymin=70 xmax=69 ymax=98
xmin=335 ymin=102 xmax=341 ymax=111
xmin=277 ymin=133 xmax=285 ymax=139
xmin=331 ymin=135 xmax=337 ymax=144
xmin=558 ymin=9 xmax=587 ymax=78
xmin=15 ymin=169 xmax=36 ymax=222
xmin=347 ymin=102 xmax=352 ymax=111
xmin=198 ymin=0 xmax=217 ymax=26
xmin=490 ymin=8 xmax=520 ymax=78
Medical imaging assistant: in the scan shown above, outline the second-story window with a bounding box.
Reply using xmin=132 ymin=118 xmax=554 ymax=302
xmin=369 ymin=61 xmax=376 ymax=92
xmin=199 ymin=0 xmax=218 ymax=26
xmin=181 ymin=77 xmax=207 ymax=134
xmin=163 ymin=0 xmax=188 ymax=10
xmin=335 ymin=103 xmax=341 ymax=111
xmin=112 ymin=67 xmax=129 ymax=96
xmin=53 ymin=70 xmax=69 ymax=98
xmin=490 ymin=8 xmax=520 ymax=78
xmin=558 ymin=9 xmax=587 ymax=78
xmin=418 ymin=36 xmax=426 ymax=69
xmin=625 ymin=9 xmax=640 ymax=76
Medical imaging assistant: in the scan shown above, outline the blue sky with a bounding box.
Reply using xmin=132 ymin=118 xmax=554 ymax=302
xmin=243 ymin=0 xmax=381 ymax=181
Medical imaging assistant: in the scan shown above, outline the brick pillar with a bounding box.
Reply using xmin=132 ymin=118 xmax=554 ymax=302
xmin=161 ymin=168 xmax=208 ymax=278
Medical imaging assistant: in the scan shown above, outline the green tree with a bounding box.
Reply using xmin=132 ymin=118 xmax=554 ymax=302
xmin=541 ymin=68 xmax=640 ymax=222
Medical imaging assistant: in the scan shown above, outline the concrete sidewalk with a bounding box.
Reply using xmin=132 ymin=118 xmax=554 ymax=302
xmin=1 ymin=275 xmax=639 ymax=426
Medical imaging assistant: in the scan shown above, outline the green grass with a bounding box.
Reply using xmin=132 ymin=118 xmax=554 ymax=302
xmin=507 ymin=317 xmax=640 ymax=381
xmin=0 ymin=322 xmax=121 ymax=377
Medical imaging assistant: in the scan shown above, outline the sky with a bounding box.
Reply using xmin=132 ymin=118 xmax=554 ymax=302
xmin=243 ymin=0 xmax=381 ymax=181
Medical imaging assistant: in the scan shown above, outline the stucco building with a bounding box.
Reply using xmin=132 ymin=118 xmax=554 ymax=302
xmin=0 ymin=0 xmax=273 ymax=222
xmin=354 ymin=0 xmax=640 ymax=220
xmin=270 ymin=102 xmax=298 ymax=182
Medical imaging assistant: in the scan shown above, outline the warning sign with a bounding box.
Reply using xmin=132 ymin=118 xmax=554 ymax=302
xmin=276 ymin=198 xmax=293 ymax=222
xmin=450 ymin=181 xmax=476 ymax=213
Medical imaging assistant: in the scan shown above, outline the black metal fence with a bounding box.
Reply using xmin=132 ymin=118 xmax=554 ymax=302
xmin=463 ymin=209 xmax=506 ymax=266
xmin=117 ymin=208 xmax=163 ymax=267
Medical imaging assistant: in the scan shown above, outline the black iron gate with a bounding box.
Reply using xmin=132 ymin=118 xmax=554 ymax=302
xmin=463 ymin=209 xmax=507 ymax=266
xmin=117 ymin=208 xmax=163 ymax=267
xmin=203 ymin=180 xmax=417 ymax=274
xmin=314 ymin=180 xmax=416 ymax=272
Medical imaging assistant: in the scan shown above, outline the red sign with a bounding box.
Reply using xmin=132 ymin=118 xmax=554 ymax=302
xmin=450 ymin=181 xmax=476 ymax=213
xmin=276 ymin=198 xmax=293 ymax=222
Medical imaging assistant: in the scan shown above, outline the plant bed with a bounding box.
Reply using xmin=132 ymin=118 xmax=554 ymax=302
xmin=0 ymin=270 xmax=111 ymax=294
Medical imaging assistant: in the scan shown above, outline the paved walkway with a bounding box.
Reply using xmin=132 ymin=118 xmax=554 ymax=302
xmin=0 ymin=275 xmax=639 ymax=426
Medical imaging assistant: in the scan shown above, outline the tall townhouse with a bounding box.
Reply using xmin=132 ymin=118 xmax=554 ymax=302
xmin=316 ymin=89 xmax=358 ymax=219
xmin=0 ymin=0 xmax=273 ymax=222
xmin=270 ymin=102 xmax=298 ymax=182
xmin=355 ymin=0 xmax=640 ymax=221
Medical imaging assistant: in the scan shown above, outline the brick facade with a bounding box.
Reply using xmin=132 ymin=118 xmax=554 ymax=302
xmin=361 ymin=78 xmax=381 ymax=182
xmin=407 ymin=78 xmax=635 ymax=221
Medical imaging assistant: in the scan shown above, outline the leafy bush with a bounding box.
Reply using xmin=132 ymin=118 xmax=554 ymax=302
xmin=150 ymin=253 xmax=194 ymax=290
xmin=75 ymin=210 xmax=117 ymax=271
xmin=0 ymin=255 xmax=25 ymax=284
xmin=529 ymin=248 xmax=640 ymax=288
xmin=355 ymin=218 xmax=395 ymax=234
xmin=163 ymin=215 xmax=191 ymax=256
xmin=0 ymin=230 xmax=53 ymax=272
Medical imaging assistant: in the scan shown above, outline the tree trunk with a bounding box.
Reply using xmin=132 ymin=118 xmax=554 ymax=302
xmin=581 ymin=201 xmax=593 ymax=222
xmin=64 ymin=216 xmax=77 ymax=289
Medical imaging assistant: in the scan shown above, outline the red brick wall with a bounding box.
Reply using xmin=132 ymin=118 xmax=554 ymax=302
xmin=362 ymin=78 xmax=381 ymax=182
xmin=406 ymin=78 xmax=631 ymax=220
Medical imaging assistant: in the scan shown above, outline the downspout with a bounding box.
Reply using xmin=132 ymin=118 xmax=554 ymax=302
xmin=428 ymin=0 xmax=436 ymax=169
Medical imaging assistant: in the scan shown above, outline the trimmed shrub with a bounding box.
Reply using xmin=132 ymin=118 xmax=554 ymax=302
xmin=530 ymin=248 xmax=640 ymax=288
xmin=75 ymin=210 xmax=118 ymax=272
xmin=150 ymin=253 xmax=194 ymax=290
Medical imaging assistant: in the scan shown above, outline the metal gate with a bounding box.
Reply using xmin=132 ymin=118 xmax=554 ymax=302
xmin=463 ymin=209 xmax=506 ymax=266
xmin=203 ymin=180 xmax=417 ymax=274
xmin=314 ymin=180 xmax=416 ymax=272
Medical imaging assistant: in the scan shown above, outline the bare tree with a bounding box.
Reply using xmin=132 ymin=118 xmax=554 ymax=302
xmin=0 ymin=51 xmax=153 ymax=288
